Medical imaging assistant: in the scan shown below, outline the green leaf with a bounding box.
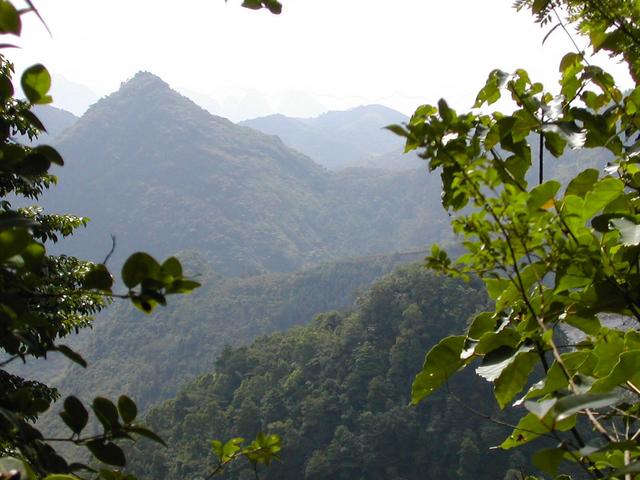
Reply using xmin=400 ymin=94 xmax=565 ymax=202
xmin=86 ymin=441 xmax=126 ymax=467
xmin=527 ymin=180 xmax=561 ymax=212
xmin=552 ymin=392 xmax=619 ymax=421
xmin=467 ymin=312 xmax=497 ymax=340
xmin=485 ymin=278 xmax=510 ymax=301
xmin=83 ymin=264 xmax=113 ymax=291
xmin=19 ymin=152 xmax=50 ymax=176
xmin=411 ymin=335 xmax=466 ymax=404
xmin=474 ymin=69 xmax=510 ymax=107
xmin=591 ymin=350 xmax=640 ymax=393
xmin=117 ymin=395 xmax=137 ymax=424
xmin=59 ymin=396 xmax=88 ymax=435
xmin=92 ymin=397 xmax=120 ymax=431
xmin=20 ymin=242 xmax=44 ymax=270
xmin=543 ymin=130 xmax=567 ymax=157
xmin=564 ymin=314 xmax=601 ymax=336
xmin=494 ymin=351 xmax=538 ymax=409
xmin=161 ymin=256 xmax=182 ymax=277
xmin=385 ymin=124 xmax=408 ymax=138
xmin=438 ymin=98 xmax=455 ymax=123
xmin=211 ymin=440 xmax=223 ymax=459
xmin=32 ymin=145 xmax=64 ymax=166
xmin=0 ymin=74 xmax=13 ymax=103
xmin=121 ymin=252 xmax=160 ymax=289
xmin=264 ymin=0 xmax=282 ymax=14
xmin=559 ymin=52 xmax=582 ymax=73
xmin=44 ymin=475 xmax=79 ymax=480
xmin=582 ymin=177 xmax=624 ymax=219
xmin=0 ymin=228 xmax=31 ymax=262
xmin=533 ymin=448 xmax=566 ymax=477
xmin=554 ymin=264 xmax=592 ymax=294
xmin=21 ymin=64 xmax=52 ymax=104
xmin=565 ymin=168 xmax=598 ymax=198
xmin=244 ymin=432 xmax=281 ymax=465
xmin=501 ymin=411 xmax=575 ymax=449
xmin=241 ymin=0 xmax=282 ymax=13
xmin=21 ymin=109 xmax=45 ymax=132
xmin=0 ymin=1 xmax=21 ymax=35
xmin=476 ymin=344 xmax=534 ymax=383
xmin=222 ymin=437 xmax=244 ymax=461
xmin=127 ymin=425 xmax=167 ymax=447
xmin=56 ymin=345 xmax=87 ymax=368
xmin=166 ymin=279 xmax=200 ymax=294
xmin=475 ymin=329 xmax=522 ymax=355
xmin=0 ymin=212 xmax=37 ymax=230
xmin=495 ymin=262 xmax=546 ymax=311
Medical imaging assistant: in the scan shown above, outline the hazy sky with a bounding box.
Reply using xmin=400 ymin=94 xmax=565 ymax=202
xmin=10 ymin=0 xmax=633 ymax=119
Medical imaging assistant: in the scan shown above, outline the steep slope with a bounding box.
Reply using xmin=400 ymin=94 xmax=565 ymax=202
xmin=240 ymin=105 xmax=422 ymax=171
xmin=17 ymin=105 xmax=78 ymax=145
xmin=128 ymin=265 xmax=529 ymax=480
xmin=50 ymin=74 xmax=100 ymax=116
xmin=42 ymin=72 xmax=446 ymax=275
xmin=46 ymin=251 xmax=424 ymax=411
xmin=32 ymin=105 xmax=79 ymax=140
xmin=30 ymin=251 xmax=426 ymax=465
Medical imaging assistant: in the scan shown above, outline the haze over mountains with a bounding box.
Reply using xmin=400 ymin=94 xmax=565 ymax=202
xmin=20 ymin=73 xmax=453 ymax=465
xmin=42 ymin=71 xmax=448 ymax=276
xmin=241 ymin=105 xmax=423 ymax=171
xmin=18 ymin=69 xmax=582 ymax=479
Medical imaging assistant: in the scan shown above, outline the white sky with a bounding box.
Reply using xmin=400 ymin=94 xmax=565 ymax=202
xmin=9 ymin=0 xmax=633 ymax=119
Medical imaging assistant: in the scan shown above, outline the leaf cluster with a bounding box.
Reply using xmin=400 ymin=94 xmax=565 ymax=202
xmin=0 ymin=2 xmax=200 ymax=479
xmin=393 ymin=2 xmax=640 ymax=479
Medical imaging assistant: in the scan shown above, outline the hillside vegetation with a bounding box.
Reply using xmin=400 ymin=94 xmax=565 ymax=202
xmin=128 ymin=265 xmax=531 ymax=480
xmin=31 ymin=252 xmax=422 ymax=422
xmin=42 ymin=72 xmax=448 ymax=276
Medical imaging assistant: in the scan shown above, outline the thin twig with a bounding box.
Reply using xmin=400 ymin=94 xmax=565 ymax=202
xmin=0 ymin=355 xmax=20 ymax=368
xmin=102 ymin=235 xmax=116 ymax=265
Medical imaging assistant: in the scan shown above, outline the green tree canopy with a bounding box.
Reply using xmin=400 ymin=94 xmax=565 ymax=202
xmin=397 ymin=1 xmax=640 ymax=478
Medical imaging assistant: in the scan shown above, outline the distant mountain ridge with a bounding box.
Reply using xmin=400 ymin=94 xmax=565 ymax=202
xmin=43 ymin=71 xmax=448 ymax=276
xmin=16 ymin=105 xmax=78 ymax=145
xmin=240 ymin=105 xmax=422 ymax=171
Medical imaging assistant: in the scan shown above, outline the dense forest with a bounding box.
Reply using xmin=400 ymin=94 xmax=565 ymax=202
xmin=30 ymin=251 xmax=424 ymax=411
xmin=128 ymin=265 xmax=532 ymax=480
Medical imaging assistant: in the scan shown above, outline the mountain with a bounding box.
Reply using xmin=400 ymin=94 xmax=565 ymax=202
xmin=128 ymin=265 xmax=528 ymax=480
xmin=16 ymin=105 xmax=78 ymax=145
xmin=240 ymin=105 xmax=422 ymax=171
xmin=29 ymin=252 xmax=426 ymax=465
xmin=50 ymin=74 xmax=101 ymax=116
xmin=33 ymin=105 xmax=78 ymax=140
xmin=37 ymin=250 xmax=425 ymax=412
xmin=43 ymin=72 xmax=448 ymax=276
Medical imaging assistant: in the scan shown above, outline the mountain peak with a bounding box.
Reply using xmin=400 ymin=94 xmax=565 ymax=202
xmin=118 ymin=71 xmax=170 ymax=92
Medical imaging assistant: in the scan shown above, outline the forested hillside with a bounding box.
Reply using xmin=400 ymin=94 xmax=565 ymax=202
xmin=42 ymin=72 xmax=447 ymax=276
xmin=127 ymin=265 xmax=529 ymax=480
xmin=32 ymin=252 xmax=422 ymax=421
